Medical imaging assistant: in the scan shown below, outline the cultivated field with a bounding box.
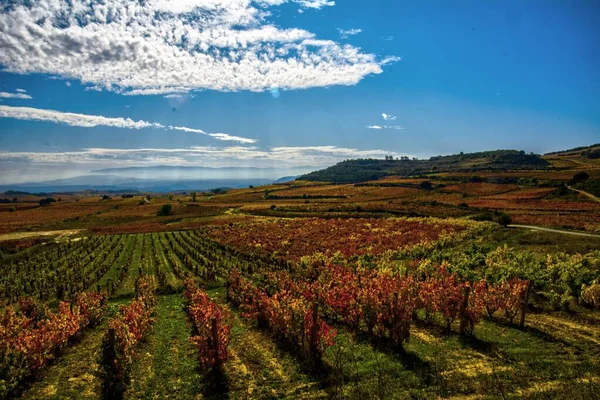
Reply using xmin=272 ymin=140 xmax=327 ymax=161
xmin=1 ymin=217 xmax=599 ymax=399
xmin=1 ymin=147 xmax=600 ymax=399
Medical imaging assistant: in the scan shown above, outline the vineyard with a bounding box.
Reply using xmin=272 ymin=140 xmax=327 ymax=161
xmin=1 ymin=217 xmax=599 ymax=399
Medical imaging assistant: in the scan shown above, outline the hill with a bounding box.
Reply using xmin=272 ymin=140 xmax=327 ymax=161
xmin=299 ymin=150 xmax=549 ymax=183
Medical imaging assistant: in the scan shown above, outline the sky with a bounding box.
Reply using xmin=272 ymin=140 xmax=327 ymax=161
xmin=0 ymin=0 xmax=599 ymax=184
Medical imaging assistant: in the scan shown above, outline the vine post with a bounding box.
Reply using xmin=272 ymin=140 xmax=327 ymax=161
xmin=459 ymin=285 xmax=472 ymax=336
xmin=309 ymin=302 xmax=320 ymax=363
xmin=211 ymin=317 xmax=221 ymax=369
xmin=519 ymin=281 xmax=532 ymax=329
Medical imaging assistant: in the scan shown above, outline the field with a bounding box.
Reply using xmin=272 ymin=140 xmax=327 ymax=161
xmin=1 ymin=214 xmax=599 ymax=399
xmin=1 ymin=148 xmax=600 ymax=399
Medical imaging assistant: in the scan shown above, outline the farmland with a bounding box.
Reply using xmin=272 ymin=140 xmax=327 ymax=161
xmin=1 ymin=216 xmax=599 ymax=399
xmin=1 ymin=147 xmax=600 ymax=399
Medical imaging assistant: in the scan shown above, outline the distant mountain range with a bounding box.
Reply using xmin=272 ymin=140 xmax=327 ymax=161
xmin=0 ymin=175 xmax=275 ymax=193
xmin=0 ymin=166 xmax=314 ymax=193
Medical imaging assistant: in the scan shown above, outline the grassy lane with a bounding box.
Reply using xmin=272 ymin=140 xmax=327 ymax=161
xmin=202 ymin=287 xmax=327 ymax=399
xmin=140 ymin=234 xmax=155 ymax=276
xmin=20 ymin=299 xmax=130 ymax=400
xmin=115 ymin=234 xmax=144 ymax=297
xmin=151 ymin=233 xmax=181 ymax=292
xmin=126 ymin=294 xmax=204 ymax=400
xmin=96 ymin=235 xmax=134 ymax=292
xmin=20 ymin=326 xmax=105 ymax=400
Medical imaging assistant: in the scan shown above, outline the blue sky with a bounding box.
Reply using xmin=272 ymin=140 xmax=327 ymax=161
xmin=0 ymin=0 xmax=599 ymax=183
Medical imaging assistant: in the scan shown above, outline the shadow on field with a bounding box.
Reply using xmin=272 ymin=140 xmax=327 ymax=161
xmin=493 ymin=319 xmax=585 ymax=352
xmin=352 ymin=331 xmax=435 ymax=385
xmin=201 ymin=368 xmax=230 ymax=399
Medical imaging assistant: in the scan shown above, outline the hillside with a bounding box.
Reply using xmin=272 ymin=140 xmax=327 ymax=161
xmin=299 ymin=150 xmax=550 ymax=183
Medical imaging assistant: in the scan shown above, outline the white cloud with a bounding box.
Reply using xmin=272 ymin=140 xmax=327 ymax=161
xmin=0 ymin=145 xmax=409 ymax=168
xmin=84 ymin=86 xmax=103 ymax=92
xmin=169 ymin=126 xmax=257 ymax=144
xmin=0 ymin=105 xmax=256 ymax=143
xmin=15 ymin=88 xmax=27 ymax=93
xmin=65 ymin=81 xmax=72 ymax=87
xmin=0 ymin=92 xmax=32 ymax=99
xmin=294 ymin=0 xmax=335 ymax=9
xmin=164 ymin=94 xmax=184 ymax=99
xmin=366 ymin=124 xmax=403 ymax=130
xmin=0 ymin=0 xmax=395 ymax=96
xmin=0 ymin=105 xmax=162 ymax=129
xmin=337 ymin=28 xmax=362 ymax=39
xmin=367 ymin=114 xmax=402 ymax=130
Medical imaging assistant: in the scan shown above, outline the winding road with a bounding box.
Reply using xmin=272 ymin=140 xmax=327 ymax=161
xmin=567 ymin=185 xmax=600 ymax=203
xmin=508 ymin=224 xmax=600 ymax=238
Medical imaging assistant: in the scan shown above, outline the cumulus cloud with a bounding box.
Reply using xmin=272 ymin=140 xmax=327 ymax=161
xmin=0 ymin=145 xmax=409 ymax=168
xmin=337 ymin=28 xmax=362 ymax=39
xmin=381 ymin=113 xmax=396 ymax=121
xmin=0 ymin=91 xmax=32 ymax=99
xmin=294 ymin=0 xmax=335 ymax=9
xmin=367 ymin=125 xmax=383 ymax=129
xmin=15 ymin=88 xmax=27 ymax=93
xmin=0 ymin=105 xmax=256 ymax=143
xmin=0 ymin=0 xmax=396 ymax=96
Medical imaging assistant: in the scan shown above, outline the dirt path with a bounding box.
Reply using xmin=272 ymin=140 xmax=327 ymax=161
xmin=508 ymin=224 xmax=600 ymax=238
xmin=0 ymin=229 xmax=85 ymax=242
xmin=567 ymin=186 xmax=600 ymax=203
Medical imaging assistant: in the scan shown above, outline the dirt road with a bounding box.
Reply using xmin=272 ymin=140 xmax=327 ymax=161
xmin=509 ymin=224 xmax=600 ymax=238
xmin=0 ymin=229 xmax=84 ymax=242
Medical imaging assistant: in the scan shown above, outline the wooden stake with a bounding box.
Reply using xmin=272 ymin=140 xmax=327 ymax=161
xmin=459 ymin=286 xmax=472 ymax=336
xmin=519 ymin=281 xmax=532 ymax=329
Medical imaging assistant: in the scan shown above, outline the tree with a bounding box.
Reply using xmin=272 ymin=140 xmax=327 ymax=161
xmin=419 ymin=181 xmax=433 ymax=190
xmin=494 ymin=213 xmax=512 ymax=227
xmin=39 ymin=198 xmax=56 ymax=206
xmin=191 ymin=191 xmax=197 ymax=202
xmin=157 ymin=204 xmax=173 ymax=216
xmin=570 ymin=171 xmax=589 ymax=184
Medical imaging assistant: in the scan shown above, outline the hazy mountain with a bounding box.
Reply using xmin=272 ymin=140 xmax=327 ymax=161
xmin=0 ymin=175 xmax=274 ymax=193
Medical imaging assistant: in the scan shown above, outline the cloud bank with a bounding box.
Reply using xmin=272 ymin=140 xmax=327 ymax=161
xmin=0 ymin=0 xmax=398 ymax=96
xmin=0 ymin=145 xmax=409 ymax=168
xmin=0 ymin=105 xmax=256 ymax=143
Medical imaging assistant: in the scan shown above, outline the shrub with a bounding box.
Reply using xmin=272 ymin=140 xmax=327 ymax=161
xmin=494 ymin=213 xmax=512 ymax=227
xmin=570 ymin=171 xmax=589 ymax=184
xmin=157 ymin=204 xmax=173 ymax=216
xmin=38 ymin=198 xmax=56 ymax=206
